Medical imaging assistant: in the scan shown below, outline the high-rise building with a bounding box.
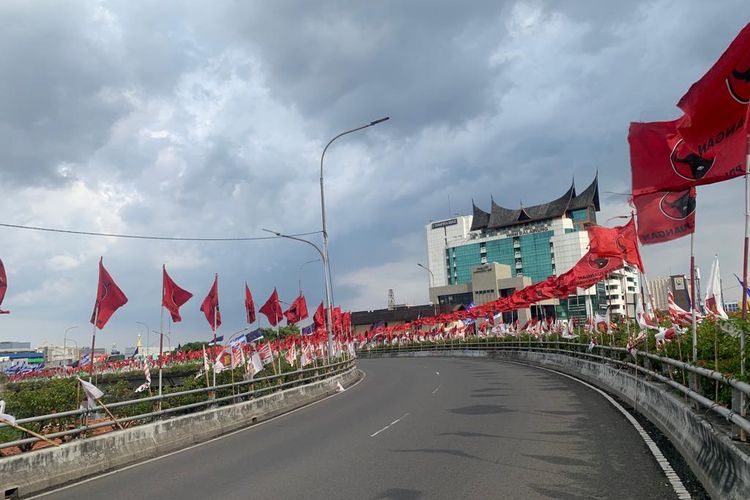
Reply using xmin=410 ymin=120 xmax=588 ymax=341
xmin=424 ymin=175 xmax=638 ymax=319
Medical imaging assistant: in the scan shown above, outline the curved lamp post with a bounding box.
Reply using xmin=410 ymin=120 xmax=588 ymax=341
xmin=63 ymin=325 xmax=79 ymax=365
xmin=298 ymin=258 xmax=321 ymax=295
xmin=320 ymin=117 xmax=390 ymax=308
xmin=262 ymin=228 xmax=333 ymax=360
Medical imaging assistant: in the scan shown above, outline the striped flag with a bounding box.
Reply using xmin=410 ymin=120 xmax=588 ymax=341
xmin=135 ymin=361 xmax=151 ymax=393
xmin=285 ymin=343 xmax=296 ymax=367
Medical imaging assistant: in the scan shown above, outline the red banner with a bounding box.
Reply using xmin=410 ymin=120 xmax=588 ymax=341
xmin=633 ymin=188 xmax=696 ymax=245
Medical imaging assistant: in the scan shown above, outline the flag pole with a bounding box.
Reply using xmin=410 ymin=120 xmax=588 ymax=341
xmin=212 ymin=304 xmax=218 ymax=389
xmin=159 ymin=275 xmax=165 ymax=404
xmin=96 ymin=398 xmax=124 ymax=430
xmin=740 ymin=130 xmax=750 ymax=442
xmin=89 ymin=304 xmax=99 ymax=383
xmin=690 ymin=232 xmax=697 ymax=363
xmin=0 ymin=418 xmax=60 ymax=448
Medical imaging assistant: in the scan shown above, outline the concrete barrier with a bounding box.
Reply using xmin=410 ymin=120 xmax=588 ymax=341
xmin=371 ymin=349 xmax=750 ymax=500
xmin=1 ymin=367 xmax=361 ymax=498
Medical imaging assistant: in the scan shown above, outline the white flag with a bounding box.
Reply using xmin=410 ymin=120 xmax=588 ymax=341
xmin=0 ymin=400 xmax=16 ymax=425
xmin=250 ymin=352 xmax=263 ymax=376
xmin=77 ymin=377 xmax=104 ymax=403
xmin=704 ymin=255 xmax=728 ymax=320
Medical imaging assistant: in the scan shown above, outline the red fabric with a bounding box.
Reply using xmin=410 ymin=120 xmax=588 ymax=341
xmin=313 ymin=302 xmax=326 ymax=328
xmin=245 ymin=283 xmax=256 ymax=324
xmin=570 ymin=251 xmax=625 ymax=289
xmin=283 ymin=294 xmax=309 ymax=324
xmin=629 ymin=119 xmax=744 ymax=196
xmin=259 ymin=288 xmax=284 ymax=326
xmin=332 ymin=306 xmax=342 ymax=333
xmin=616 ymin=217 xmax=645 ymax=272
xmin=0 ymin=258 xmax=9 ymax=314
xmin=677 ymin=22 xmax=750 ymax=154
xmin=200 ymin=275 xmax=222 ymax=330
xmin=162 ymin=266 xmax=193 ymax=323
xmin=587 ymin=225 xmax=621 ymax=257
xmin=90 ymin=258 xmax=128 ymax=329
xmin=633 ymin=188 xmax=696 ymax=245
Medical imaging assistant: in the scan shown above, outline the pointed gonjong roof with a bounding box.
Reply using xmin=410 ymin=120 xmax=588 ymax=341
xmin=471 ymin=175 xmax=599 ymax=231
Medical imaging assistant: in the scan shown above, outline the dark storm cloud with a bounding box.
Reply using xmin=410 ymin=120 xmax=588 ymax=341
xmin=2 ymin=0 xmax=750 ymax=345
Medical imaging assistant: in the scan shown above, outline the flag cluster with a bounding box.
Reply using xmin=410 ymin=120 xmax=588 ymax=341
xmin=629 ymin=22 xmax=750 ymax=245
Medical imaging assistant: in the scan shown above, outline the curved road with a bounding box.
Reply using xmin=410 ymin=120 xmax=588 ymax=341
xmin=36 ymin=358 xmax=678 ymax=499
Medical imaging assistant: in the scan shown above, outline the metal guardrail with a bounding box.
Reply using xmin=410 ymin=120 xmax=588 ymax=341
xmin=0 ymin=358 xmax=356 ymax=451
xmin=358 ymin=339 xmax=750 ymax=437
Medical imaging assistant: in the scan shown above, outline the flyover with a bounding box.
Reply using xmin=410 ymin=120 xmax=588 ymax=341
xmin=31 ymin=358 xmax=684 ymax=499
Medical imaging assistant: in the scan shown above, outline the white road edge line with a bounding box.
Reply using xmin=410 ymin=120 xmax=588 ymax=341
xmin=370 ymin=413 xmax=410 ymax=438
xmin=432 ymin=385 xmax=441 ymax=394
xmin=27 ymin=370 xmax=367 ymax=499
xmin=509 ymin=361 xmax=692 ymax=500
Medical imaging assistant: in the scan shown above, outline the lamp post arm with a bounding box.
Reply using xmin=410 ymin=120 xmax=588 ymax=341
xmin=262 ymin=228 xmax=335 ymax=360
xmin=320 ymin=117 xmax=389 ymax=310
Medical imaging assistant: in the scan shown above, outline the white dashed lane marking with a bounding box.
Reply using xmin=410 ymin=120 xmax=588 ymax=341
xmin=370 ymin=413 xmax=410 ymax=438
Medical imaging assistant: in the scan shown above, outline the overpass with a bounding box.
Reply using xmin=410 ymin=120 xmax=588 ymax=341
xmin=28 ymin=357 xmax=689 ymax=499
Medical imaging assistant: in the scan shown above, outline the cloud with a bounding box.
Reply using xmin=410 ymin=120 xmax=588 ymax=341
xmin=1 ymin=0 xmax=749 ymax=348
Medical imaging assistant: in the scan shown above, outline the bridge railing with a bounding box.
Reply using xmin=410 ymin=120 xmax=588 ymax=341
xmin=358 ymin=339 xmax=750 ymax=438
xmin=0 ymin=358 xmax=356 ymax=452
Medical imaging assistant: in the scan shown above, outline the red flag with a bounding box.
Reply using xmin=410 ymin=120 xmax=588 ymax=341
xmin=200 ymin=274 xmax=221 ymax=331
xmin=616 ymin=217 xmax=645 ymax=273
xmin=245 ymin=283 xmax=256 ymax=324
xmin=313 ymin=302 xmax=325 ymax=328
xmin=0 ymin=258 xmax=9 ymax=314
xmin=587 ymin=225 xmax=621 ymax=257
xmin=587 ymin=219 xmax=644 ymax=272
xmin=283 ymin=294 xmax=309 ymax=325
xmin=259 ymin=288 xmax=284 ymax=326
xmin=332 ymin=306 xmax=342 ymax=333
xmin=570 ymin=251 xmax=624 ymax=289
xmin=90 ymin=258 xmax=128 ymax=329
xmin=629 ymin=120 xmax=744 ymax=196
xmin=676 ymin=23 xmax=750 ymax=155
xmin=162 ymin=266 xmax=193 ymax=323
xmin=633 ymin=188 xmax=696 ymax=245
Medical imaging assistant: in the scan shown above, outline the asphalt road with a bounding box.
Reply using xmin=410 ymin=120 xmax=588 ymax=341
xmin=37 ymin=358 xmax=678 ymax=499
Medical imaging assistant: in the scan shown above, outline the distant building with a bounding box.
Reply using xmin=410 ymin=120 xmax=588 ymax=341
xmin=0 ymin=341 xmax=32 ymax=352
xmin=351 ymin=304 xmax=437 ymax=334
xmin=649 ymin=275 xmax=693 ymax=312
xmin=39 ymin=345 xmax=80 ymax=366
xmin=424 ymin=175 xmax=638 ymax=319
xmin=725 ymin=301 xmax=739 ymax=313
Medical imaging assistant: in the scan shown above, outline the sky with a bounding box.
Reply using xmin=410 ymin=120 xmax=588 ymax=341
xmin=1 ymin=0 xmax=749 ymax=350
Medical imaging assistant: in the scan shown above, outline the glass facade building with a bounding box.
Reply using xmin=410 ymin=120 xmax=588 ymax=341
xmin=430 ymin=176 xmax=618 ymax=319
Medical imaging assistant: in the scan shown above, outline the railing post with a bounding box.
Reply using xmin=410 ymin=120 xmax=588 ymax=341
xmin=733 ymin=387 xmax=743 ymax=440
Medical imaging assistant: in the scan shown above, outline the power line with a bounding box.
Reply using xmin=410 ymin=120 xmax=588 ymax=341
xmin=0 ymin=222 xmax=321 ymax=242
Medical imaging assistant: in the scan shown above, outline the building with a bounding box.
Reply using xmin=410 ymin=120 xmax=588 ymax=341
xmin=39 ymin=344 xmax=80 ymax=367
xmin=429 ymin=262 xmax=538 ymax=324
xmin=351 ymin=304 xmax=437 ymax=334
xmin=424 ymin=176 xmax=637 ymax=319
xmin=0 ymin=341 xmax=31 ymax=352
xmin=649 ymin=275 xmax=693 ymax=312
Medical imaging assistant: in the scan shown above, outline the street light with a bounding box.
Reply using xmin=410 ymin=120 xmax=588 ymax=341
xmin=417 ymin=263 xmax=434 ymax=287
xmin=417 ymin=263 xmax=437 ymax=315
xmin=63 ymin=325 xmax=79 ymax=365
xmin=320 ymin=117 xmax=390 ymax=308
xmin=262 ymin=228 xmax=333 ymax=359
xmin=298 ymin=258 xmax=321 ymax=295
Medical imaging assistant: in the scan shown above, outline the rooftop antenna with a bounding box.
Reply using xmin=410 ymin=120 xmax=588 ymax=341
xmin=448 ymin=195 xmax=451 ymax=218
